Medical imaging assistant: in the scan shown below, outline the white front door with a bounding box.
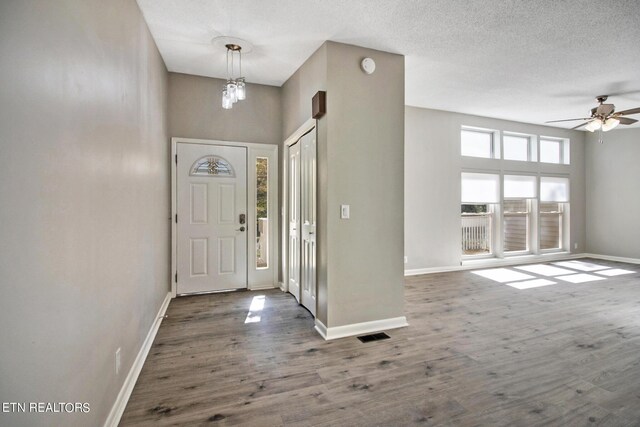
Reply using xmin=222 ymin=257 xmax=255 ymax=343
xmin=288 ymin=142 xmax=301 ymax=302
xmin=177 ymin=143 xmax=247 ymax=294
xmin=300 ymin=131 xmax=317 ymax=315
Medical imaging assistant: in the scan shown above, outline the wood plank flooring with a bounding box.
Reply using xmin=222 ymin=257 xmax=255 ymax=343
xmin=120 ymin=258 xmax=640 ymax=426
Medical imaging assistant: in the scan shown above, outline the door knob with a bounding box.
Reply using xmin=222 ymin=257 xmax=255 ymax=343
xmin=236 ymin=226 xmax=246 ymax=232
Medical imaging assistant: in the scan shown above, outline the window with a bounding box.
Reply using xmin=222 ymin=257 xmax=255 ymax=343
xmin=256 ymin=158 xmax=269 ymax=268
xmin=461 ymin=129 xmax=495 ymax=159
xmin=461 ymin=173 xmax=499 ymax=257
xmin=503 ymin=134 xmax=531 ymax=161
xmin=458 ymin=125 xmax=572 ymax=259
xmin=540 ymin=176 xmax=569 ymax=203
xmin=190 ymin=156 xmax=234 ymax=177
xmin=503 ymin=175 xmax=537 ymax=199
xmin=461 ymin=172 xmax=500 ymax=204
xmin=503 ymin=199 xmax=530 ymax=253
xmin=461 ymin=204 xmax=493 ymax=256
xmin=503 ymin=175 xmax=536 ymax=254
xmin=540 ymin=138 xmax=569 ymax=164
xmin=540 ymin=202 xmax=563 ymax=250
xmin=540 ymin=176 xmax=569 ymax=251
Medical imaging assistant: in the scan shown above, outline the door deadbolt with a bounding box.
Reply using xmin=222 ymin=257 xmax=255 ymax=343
xmin=239 ymin=213 xmax=246 ymax=224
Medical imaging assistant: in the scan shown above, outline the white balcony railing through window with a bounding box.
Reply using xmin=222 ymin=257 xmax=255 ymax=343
xmin=462 ymin=214 xmax=491 ymax=255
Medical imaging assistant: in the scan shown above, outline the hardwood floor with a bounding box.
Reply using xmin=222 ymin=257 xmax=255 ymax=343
xmin=120 ymin=258 xmax=640 ymax=426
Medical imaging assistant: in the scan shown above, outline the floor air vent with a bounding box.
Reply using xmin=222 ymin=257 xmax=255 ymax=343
xmin=357 ymin=332 xmax=390 ymax=343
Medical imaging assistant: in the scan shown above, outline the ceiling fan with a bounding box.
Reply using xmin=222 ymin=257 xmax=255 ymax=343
xmin=546 ymin=96 xmax=640 ymax=136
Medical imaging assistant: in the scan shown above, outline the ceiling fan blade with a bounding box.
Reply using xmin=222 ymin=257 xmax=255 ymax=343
xmin=616 ymin=107 xmax=640 ymax=116
xmin=618 ymin=117 xmax=638 ymax=125
xmin=571 ymin=122 xmax=589 ymax=130
xmin=545 ymin=118 xmax=590 ymax=123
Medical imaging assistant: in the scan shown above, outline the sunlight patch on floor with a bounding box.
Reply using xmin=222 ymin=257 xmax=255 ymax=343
xmin=244 ymin=295 xmax=266 ymax=324
xmin=472 ymin=268 xmax=535 ymax=283
xmin=471 ymin=260 xmax=635 ymax=290
xmin=515 ymin=264 xmax=575 ymax=277
xmin=596 ymin=268 xmax=636 ymax=277
xmin=553 ymin=261 xmax=610 ymax=272
xmin=556 ymin=273 xmax=606 ymax=283
xmin=505 ymin=279 xmax=556 ymax=290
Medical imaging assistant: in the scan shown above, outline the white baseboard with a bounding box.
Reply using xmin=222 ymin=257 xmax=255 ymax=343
xmin=278 ymin=281 xmax=286 ymax=292
xmin=104 ymin=292 xmax=172 ymax=427
xmin=315 ymin=316 xmax=408 ymax=341
xmin=314 ymin=319 xmax=328 ymax=338
xmin=405 ymin=252 xmax=587 ymax=276
xmin=583 ymin=253 xmax=640 ymax=265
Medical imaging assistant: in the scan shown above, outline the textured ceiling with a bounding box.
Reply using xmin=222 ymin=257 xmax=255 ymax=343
xmin=136 ymin=0 xmax=640 ymax=129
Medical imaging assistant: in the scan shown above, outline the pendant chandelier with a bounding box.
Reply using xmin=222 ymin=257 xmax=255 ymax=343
xmin=222 ymin=44 xmax=246 ymax=110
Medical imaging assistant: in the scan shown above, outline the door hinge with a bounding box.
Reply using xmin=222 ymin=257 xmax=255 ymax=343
xmin=175 ymin=154 xmax=178 ymax=164
xmin=175 ymin=214 xmax=178 ymax=223
xmin=175 ymin=272 xmax=177 ymax=283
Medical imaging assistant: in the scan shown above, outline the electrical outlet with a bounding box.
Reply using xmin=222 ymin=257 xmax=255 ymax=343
xmin=574 ymin=243 xmax=578 ymax=249
xmin=115 ymin=348 xmax=121 ymax=375
xmin=404 ymin=256 xmax=408 ymax=264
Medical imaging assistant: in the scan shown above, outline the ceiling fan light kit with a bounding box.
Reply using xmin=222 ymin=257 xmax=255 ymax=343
xmin=546 ymin=95 xmax=639 ymax=142
xmin=584 ymin=119 xmax=600 ymax=132
xmin=601 ymin=117 xmax=620 ymax=132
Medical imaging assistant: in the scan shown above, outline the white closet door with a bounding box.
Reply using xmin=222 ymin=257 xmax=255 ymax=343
xmin=300 ymin=131 xmax=317 ymax=316
xmin=288 ymin=142 xmax=301 ymax=302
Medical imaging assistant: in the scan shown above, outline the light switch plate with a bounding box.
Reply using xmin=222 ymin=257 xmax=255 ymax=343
xmin=340 ymin=205 xmax=350 ymax=219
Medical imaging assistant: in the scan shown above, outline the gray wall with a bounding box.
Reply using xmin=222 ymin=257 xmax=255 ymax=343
xmin=405 ymin=106 xmax=587 ymax=270
xmin=585 ymin=128 xmax=640 ymax=258
xmin=0 ymin=1 xmax=169 ymax=426
xmin=325 ymin=42 xmax=405 ymax=327
xmin=169 ymin=73 xmax=282 ymax=145
xmin=281 ymin=44 xmax=328 ymax=140
xmin=282 ymin=42 xmax=405 ymax=328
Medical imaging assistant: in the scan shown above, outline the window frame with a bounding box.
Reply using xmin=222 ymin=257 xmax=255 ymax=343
xmin=461 ymin=127 xmax=499 ymax=159
xmin=502 ymin=133 xmax=533 ymax=162
xmin=539 ymin=137 xmax=569 ymax=165
xmin=502 ymin=198 xmax=532 ymax=255
xmin=539 ymin=201 xmax=565 ymax=252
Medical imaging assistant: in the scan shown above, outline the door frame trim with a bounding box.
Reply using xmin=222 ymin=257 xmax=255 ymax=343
xmin=282 ymin=119 xmax=316 ymax=295
xmin=171 ymin=137 xmax=279 ymax=297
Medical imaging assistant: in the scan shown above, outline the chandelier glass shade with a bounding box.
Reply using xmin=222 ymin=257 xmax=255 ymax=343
xmin=221 ymin=44 xmax=245 ymax=110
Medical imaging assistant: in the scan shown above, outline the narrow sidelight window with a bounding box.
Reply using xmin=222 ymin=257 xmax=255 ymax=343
xmin=256 ymin=157 xmax=269 ymax=269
